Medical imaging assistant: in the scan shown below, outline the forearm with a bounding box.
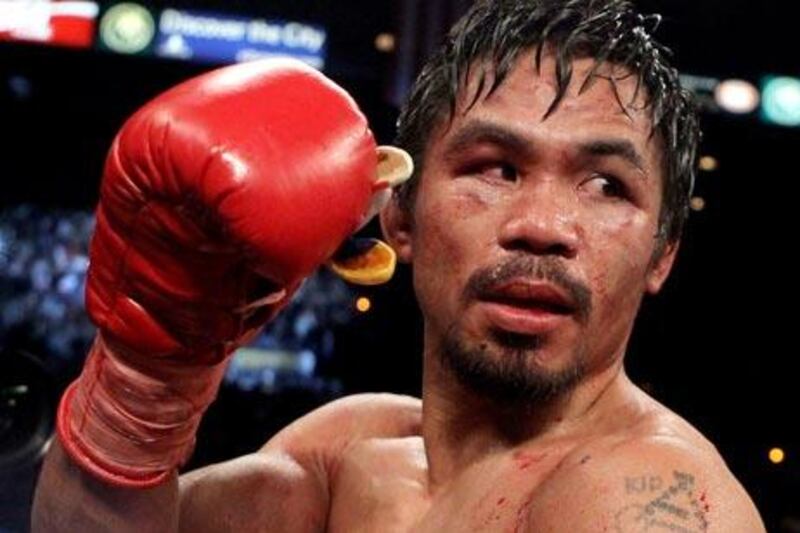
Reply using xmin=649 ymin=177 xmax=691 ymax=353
xmin=32 ymin=438 xmax=179 ymax=533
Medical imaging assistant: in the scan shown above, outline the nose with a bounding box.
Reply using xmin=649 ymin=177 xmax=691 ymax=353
xmin=497 ymin=181 xmax=580 ymax=259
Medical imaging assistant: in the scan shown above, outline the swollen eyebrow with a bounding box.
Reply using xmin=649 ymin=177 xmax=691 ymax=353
xmin=443 ymin=121 xmax=533 ymax=160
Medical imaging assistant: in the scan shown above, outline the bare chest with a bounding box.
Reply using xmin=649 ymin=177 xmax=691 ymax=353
xmin=327 ymin=438 xmax=576 ymax=533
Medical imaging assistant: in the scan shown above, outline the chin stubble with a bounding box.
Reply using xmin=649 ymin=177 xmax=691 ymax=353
xmin=440 ymin=324 xmax=587 ymax=408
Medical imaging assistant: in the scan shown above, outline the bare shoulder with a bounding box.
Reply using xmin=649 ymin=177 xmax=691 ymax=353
xmin=262 ymin=392 xmax=423 ymax=454
xmin=527 ymin=398 xmax=766 ymax=532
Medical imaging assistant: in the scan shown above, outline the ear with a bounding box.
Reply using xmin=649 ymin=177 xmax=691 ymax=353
xmin=645 ymin=239 xmax=680 ymax=295
xmin=379 ymin=196 xmax=414 ymax=264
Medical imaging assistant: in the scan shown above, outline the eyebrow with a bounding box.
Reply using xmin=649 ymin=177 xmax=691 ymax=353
xmin=441 ymin=120 xmax=535 ymax=161
xmin=577 ymin=139 xmax=648 ymax=177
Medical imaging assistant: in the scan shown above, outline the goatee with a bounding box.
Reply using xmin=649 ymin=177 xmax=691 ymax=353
xmin=440 ymin=326 xmax=587 ymax=408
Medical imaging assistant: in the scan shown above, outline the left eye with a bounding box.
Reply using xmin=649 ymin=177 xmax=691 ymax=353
xmin=581 ymin=174 xmax=628 ymax=200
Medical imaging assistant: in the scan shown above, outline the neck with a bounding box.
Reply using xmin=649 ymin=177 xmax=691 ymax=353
xmin=420 ymin=337 xmax=632 ymax=490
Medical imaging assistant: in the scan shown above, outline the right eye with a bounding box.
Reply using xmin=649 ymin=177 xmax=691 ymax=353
xmin=462 ymin=161 xmax=519 ymax=183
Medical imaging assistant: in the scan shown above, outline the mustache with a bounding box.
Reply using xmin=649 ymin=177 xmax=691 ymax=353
xmin=464 ymin=255 xmax=592 ymax=324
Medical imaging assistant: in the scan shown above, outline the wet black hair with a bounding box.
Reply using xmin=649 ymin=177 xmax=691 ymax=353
xmin=395 ymin=0 xmax=700 ymax=247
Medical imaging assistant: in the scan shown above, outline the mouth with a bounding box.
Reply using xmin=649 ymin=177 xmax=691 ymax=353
xmin=477 ymin=281 xmax=576 ymax=335
xmin=484 ymin=295 xmax=574 ymax=315
xmin=483 ymin=280 xmax=576 ymax=313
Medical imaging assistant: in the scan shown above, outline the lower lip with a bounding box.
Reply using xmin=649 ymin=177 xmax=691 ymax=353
xmin=478 ymin=301 xmax=571 ymax=335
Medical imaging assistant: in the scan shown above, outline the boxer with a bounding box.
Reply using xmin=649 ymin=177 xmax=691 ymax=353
xmin=33 ymin=0 xmax=765 ymax=531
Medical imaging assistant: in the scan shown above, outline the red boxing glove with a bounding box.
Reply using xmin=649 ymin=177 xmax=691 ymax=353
xmin=57 ymin=59 xmax=410 ymax=488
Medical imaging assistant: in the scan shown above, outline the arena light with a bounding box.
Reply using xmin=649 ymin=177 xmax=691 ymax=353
xmin=7 ymin=74 xmax=32 ymax=101
xmin=762 ymin=76 xmax=800 ymax=127
xmin=768 ymin=447 xmax=785 ymax=465
xmin=698 ymin=156 xmax=719 ymax=172
xmin=714 ymin=79 xmax=760 ymax=114
xmin=356 ymin=296 xmax=372 ymax=313
xmin=690 ymin=197 xmax=706 ymax=212
xmin=98 ymin=3 xmax=156 ymax=55
xmin=374 ymin=33 xmax=395 ymax=53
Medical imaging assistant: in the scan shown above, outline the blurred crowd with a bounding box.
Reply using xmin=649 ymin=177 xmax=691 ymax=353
xmin=0 ymin=204 xmax=354 ymax=393
xmin=0 ymin=205 xmax=94 ymax=372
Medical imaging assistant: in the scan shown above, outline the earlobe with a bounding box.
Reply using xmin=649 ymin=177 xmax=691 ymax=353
xmin=379 ymin=196 xmax=414 ymax=264
xmin=646 ymin=240 xmax=680 ymax=295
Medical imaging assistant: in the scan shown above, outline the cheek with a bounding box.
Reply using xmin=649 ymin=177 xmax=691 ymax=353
xmin=594 ymin=256 xmax=645 ymax=314
xmin=411 ymin=198 xmax=466 ymax=320
xmin=585 ymin=218 xmax=657 ymax=321
xmin=583 ymin=248 xmax=650 ymax=360
xmin=415 ymin=197 xmax=462 ymax=267
xmin=414 ymin=180 xmax=495 ymax=260
xmin=411 ymin=191 xmax=492 ymax=322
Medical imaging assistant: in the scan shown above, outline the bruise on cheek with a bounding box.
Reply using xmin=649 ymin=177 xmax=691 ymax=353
xmin=416 ymin=190 xmax=495 ymax=281
xmin=454 ymin=193 xmax=489 ymax=221
xmin=420 ymin=185 xmax=485 ymax=230
xmin=460 ymin=183 xmax=509 ymax=210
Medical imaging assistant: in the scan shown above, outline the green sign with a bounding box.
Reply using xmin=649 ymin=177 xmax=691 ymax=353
xmin=762 ymin=76 xmax=800 ymax=127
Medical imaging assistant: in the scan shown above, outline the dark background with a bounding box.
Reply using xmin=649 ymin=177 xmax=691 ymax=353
xmin=0 ymin=0 xmax=797 ymax=531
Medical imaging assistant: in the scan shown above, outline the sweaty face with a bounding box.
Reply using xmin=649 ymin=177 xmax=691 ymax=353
xmin=398 ymin=52 xmax=678 ymax=406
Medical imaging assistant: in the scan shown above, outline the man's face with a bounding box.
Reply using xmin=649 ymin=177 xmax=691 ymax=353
xmin=386 ymin=52 xmax=678 ymax=405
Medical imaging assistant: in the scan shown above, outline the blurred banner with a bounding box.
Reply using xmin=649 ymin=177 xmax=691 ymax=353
xmin=154 ymin=9 xmax=325 ymax=67
xmin=0 ymin=1 xmax=327 ymax=68
xmin=0 ymin=0 xmax=99 ymax=48
xmin=98 ymin=4 xmax=328 ymax=68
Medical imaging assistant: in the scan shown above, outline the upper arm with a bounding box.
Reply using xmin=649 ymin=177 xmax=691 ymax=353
xmin=178 ymin=393 xmax=421 ymax=532
xmin=178 ymin=451 xmax=327 ymax=533
xmin=525 ymin=437 xmax=765 ymax=533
